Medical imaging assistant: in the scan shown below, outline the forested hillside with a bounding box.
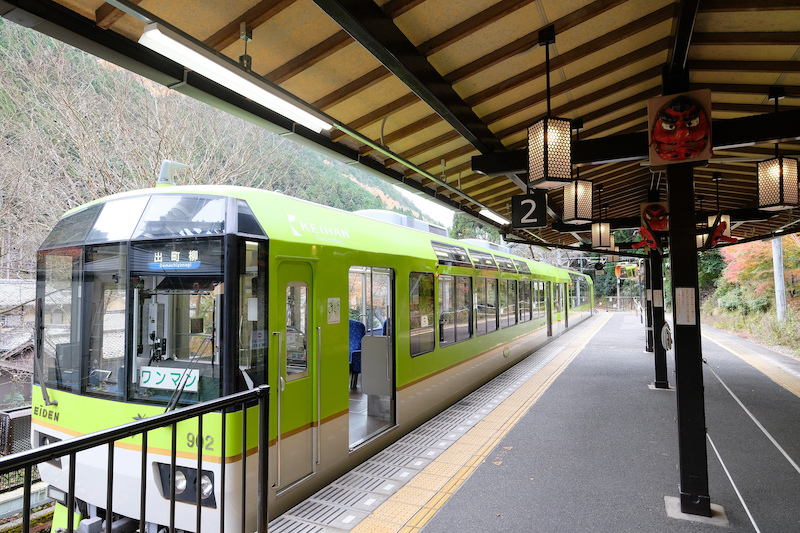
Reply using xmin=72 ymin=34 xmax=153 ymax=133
xmin=0 ymin=19 xmax=437 ymax=278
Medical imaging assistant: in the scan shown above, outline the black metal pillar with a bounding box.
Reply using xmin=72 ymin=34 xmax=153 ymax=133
xmin=666 ymin=162 xmax=711 ymax=517
xmin=650 ymin=251 xmax=669 ymax=388
xmin=644 ymin=256 xmax=654 ymax=351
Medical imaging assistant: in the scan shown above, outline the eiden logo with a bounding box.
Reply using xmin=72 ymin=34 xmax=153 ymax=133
xmin=287 ymin=215 xmax=351 ymax=240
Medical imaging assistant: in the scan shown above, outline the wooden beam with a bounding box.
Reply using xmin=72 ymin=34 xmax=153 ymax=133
xmin=313 ymin=67 xmax=391 ymax=110
xmin=462 ymin=4 xmax=674 ymax=106
xmin=417 ymin=0 xmax=536 ymax=56
xmin=443 ymin=0 xmax=629 ymax=85
xmin=95 ymin=0 xmax=142 ymax=30
xmin=204 ymin=0 xmax=297 ymax=50
xmin=265 ymin=31 xmax=353 ymax=84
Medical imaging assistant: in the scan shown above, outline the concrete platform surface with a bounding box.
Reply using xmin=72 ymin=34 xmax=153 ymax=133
xmin=421 ymin=313 xmax=800 ymax=533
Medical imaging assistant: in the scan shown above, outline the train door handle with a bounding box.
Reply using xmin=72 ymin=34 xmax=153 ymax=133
xmin=278 ymin=376 xmax=285 ymax=392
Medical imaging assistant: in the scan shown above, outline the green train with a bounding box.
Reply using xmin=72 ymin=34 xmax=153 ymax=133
xmin=32 ymin=184 xmax=593 ymax=531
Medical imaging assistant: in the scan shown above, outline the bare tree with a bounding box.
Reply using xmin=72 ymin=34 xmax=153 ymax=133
xmin=0 ymin=20 xmax=304 ymax=278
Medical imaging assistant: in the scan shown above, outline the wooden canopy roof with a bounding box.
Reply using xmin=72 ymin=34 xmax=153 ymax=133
xmin=3 ymin=0 xmax=799 ymax=249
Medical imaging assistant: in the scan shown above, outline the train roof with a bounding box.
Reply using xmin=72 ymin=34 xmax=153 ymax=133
xmin=54 ymin=185 xmax=587 ymax=280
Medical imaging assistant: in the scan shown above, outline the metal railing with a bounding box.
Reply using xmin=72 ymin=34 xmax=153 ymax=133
xmin=0 ymin=385 xmax=269 ymax=533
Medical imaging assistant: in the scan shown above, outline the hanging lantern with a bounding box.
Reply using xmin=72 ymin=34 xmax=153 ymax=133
xmin=526 ymin=25 xmax=571 ymax=190
xmin=696 ymin=232 xmax=706 ymax=249
xmin=758 ymin=87 xmax=798 ymax=211
xmin=757 ymin=156 xmax=799 ymax=211
xmin=592 ymin=221 xmax=612 ymax=249
xmin=605 ymin=242 xmax=618 ymax=263
xmin=563 ymin=179 xmax=593 ymax=224
xmin=528 ymin=117 xmax=573 ymax=189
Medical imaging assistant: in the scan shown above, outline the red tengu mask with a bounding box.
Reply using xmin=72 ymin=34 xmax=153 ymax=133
xmin=642 ymin=204 xmax=669 ymax=232
xmin=651 ymin=96 xmax=709 ymax=161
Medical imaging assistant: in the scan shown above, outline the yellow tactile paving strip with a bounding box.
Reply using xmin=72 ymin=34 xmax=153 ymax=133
xmin=352 ymin=313 xmax=613 ymax=533
xmin=703 ymin=329 xmax=800 ymax=399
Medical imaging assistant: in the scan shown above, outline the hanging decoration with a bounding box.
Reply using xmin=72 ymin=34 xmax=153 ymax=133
xmin=647 ymin=89 xmax=712 ymax=167
xmin=632 ymin=202 xmax=669 ymax=253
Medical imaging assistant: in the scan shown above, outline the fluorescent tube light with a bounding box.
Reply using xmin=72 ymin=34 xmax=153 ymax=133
xmin=139 ymin=23 xmax=332 ymax=134
xmin=480 ymin=209 xmax=510 ymax=225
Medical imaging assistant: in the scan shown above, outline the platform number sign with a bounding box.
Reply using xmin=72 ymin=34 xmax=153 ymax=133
xmin=511 ymin=191 xmax=547 ymax=228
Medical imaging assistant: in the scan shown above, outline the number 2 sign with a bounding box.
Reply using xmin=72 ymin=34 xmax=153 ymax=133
xmin=512 ymin=192 xmax=547 ymax=228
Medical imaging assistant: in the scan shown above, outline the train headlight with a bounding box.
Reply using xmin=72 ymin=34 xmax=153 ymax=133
xmin=36 ymin=432 xmax=62 ymax=468
xmin=156 ymin=464 xmax=216 ymax=508
xmin=174 ymin=470 xmax=187 ymax=494
xmin=200 ymin=474 xmax=213 ymax=499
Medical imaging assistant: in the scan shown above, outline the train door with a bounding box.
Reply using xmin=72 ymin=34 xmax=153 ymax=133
xmin=274 ymin=261 xmax=316 ymax=493
xmin=348 ymin=266 xmax=395 ymax=449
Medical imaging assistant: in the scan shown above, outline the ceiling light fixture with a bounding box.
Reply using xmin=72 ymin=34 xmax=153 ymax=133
xmin=563 ymin=119 xmax=592 ymax=224
xmin=757 ymin=86 xmax=798 ymax=211
xmin=480 ymin=208 xmax=511 ymax=226
xmin=592 ymin=185 xmax=613 ymax=250
xmin=527 ymin=25 xmax=572 ymax=190
xmin=139 ymin=23 xmax=333 ymax=134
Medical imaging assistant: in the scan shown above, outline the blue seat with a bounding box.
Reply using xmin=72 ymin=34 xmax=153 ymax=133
xmin=349 ymin=319 xmax=366 ymax=389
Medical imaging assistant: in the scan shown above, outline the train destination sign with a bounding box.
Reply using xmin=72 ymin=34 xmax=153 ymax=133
xmin=511 ymin=191 xmax=547 ymax=228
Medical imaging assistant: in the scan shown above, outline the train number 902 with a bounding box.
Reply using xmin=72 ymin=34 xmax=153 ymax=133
xmin=187 ymin=433 xmax=214 ymax=451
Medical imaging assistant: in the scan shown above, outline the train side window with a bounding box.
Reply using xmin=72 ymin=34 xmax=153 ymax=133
xmin=486 ymin=278 xmax=498 ymax=333
xmin=476 ymin=277 xmax=498 ymax=336
xmin=438 ymin=275 xmax=471 ymax=347
xmin=499 ymin=279 xmax=517 ymax=328
xmin=519 ymin=280 xmax=532 ymax=323
xmin=409 ymin=272 xmax=434 ymax=356
xmin=238 ymin=240 xmax=267 ymax=389
xmin=554 ymin=283 xmax=563 ymax=313
xmin=285 ymin=283 xmax=309 ymax=381
xmin=536 ymin=280 xmax=546 ymax=319
xmin=349 ymin=266 xmax=392 ymax=334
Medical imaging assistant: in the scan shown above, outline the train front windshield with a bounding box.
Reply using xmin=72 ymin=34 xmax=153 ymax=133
xmin=35 ymin=193 xmax=268 ymax=407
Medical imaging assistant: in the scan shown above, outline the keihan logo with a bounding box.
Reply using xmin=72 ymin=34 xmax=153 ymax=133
xmin=287 ymin=214 xmax=303 ymax=237
xmin=286 ymin=214 xmax=351 ymax=240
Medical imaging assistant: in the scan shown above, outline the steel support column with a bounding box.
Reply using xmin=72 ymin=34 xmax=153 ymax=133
xmin=644 ymin=255 xmax=654 ymax=352
xmin=667 ymin=162 xmax=711 ymax=517
xmin=650 ymin=251 xmax=669 ymax=388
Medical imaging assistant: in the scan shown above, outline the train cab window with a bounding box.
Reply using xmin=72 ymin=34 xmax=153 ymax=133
xmin=129 ymin=238 xmax=225 ymax=406
xmin=285 ymin=283 xmax=308 ymax=381
xmin=476 ymin=277 xmax=498 ymax=336
xmin=39 ymin=204 xmax=102 ymax=249
xmin=84 ymin=244 xmax=128 ymax=399
xmin=519 ymin=280 xmax=532 ymax=323
xmin=438 ymin=275 xmax=472 ymax=346
xmin=37 ymin=246 xmax=82 ymax=393
xmin=132 ymin=195 xmax=226 ymax=239
xmin=409 ymin=272 xmax=434 ymax=356
xmin=499 ymin=279 xmax=517 ymax=328
xmin=86 ymin=196 xmax=149 ymax=243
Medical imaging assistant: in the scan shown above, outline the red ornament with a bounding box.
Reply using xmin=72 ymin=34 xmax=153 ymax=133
xmin=632 ymin=226 xmax=658 ymax=251
xmin=642 ymin=204 xmax=669 ymax=232
xmin=650 ymin=96 xmax=710 ymax=161
xmin=708 ymin=220 xmax=737 ymax=248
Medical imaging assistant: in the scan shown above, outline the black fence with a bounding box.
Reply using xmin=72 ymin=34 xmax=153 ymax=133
xmin=0 ymin=385 xmax=269 ymax=533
